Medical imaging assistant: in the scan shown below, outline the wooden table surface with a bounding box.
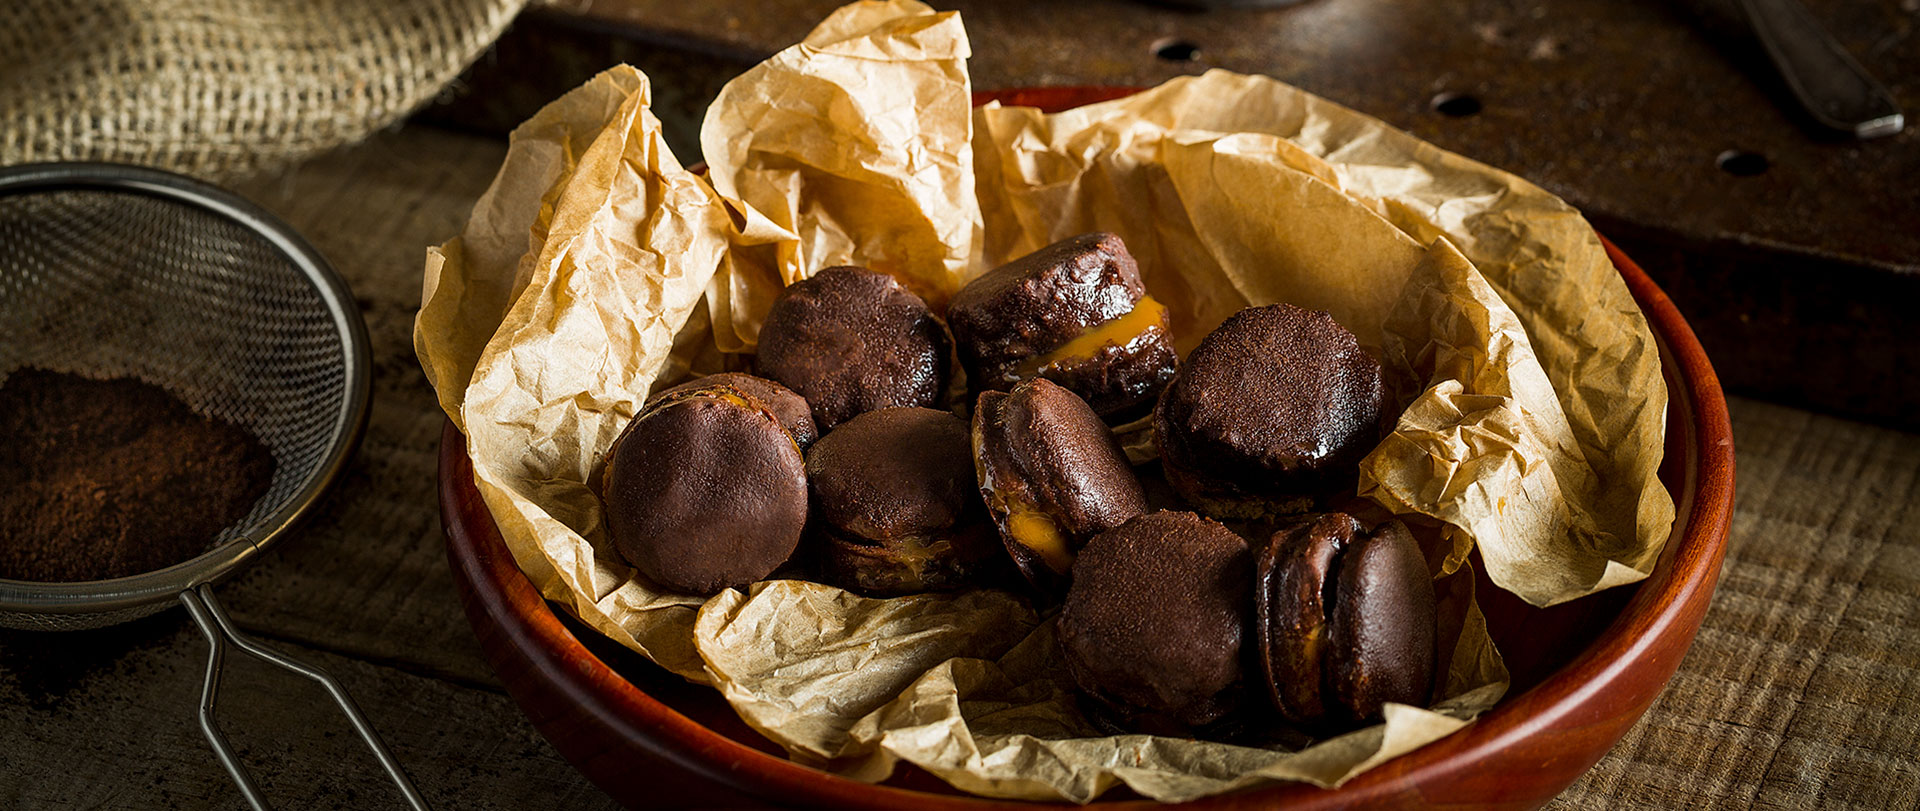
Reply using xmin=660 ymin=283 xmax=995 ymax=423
xmin=2 ymin=118 xmax=1916 ymax=810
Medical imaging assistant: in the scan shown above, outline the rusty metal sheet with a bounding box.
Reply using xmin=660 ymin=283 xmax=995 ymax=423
xmin=421 ymin=0 xmax=1920 ymax=427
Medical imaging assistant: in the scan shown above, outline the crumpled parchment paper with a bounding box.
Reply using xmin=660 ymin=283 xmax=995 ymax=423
xmin=415 ymin=0 xmax=1672 ymax=802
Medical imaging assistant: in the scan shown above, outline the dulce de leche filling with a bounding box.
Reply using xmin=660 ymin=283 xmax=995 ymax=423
xmin=1004 ymin=507 xmax=1072 ymax=575
xmin=979 ymin=444 xmax=1075 ymax=575
xmin=1017 ymin=295 xmax=1169 ymax=379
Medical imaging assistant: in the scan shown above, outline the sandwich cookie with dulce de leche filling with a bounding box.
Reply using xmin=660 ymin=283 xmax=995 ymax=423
xmin=948 ymin=232 xmax=1176 ymax=419
xmin=600 ymin=374 xmax=812 ymax=595
xmin=1154 ymin=302 xmax=1389 ymax=519
xmin=755 ymin=266 xmax=951 ymax=431
xmin=805 ymin=407 xmax=1005 ymax=597
xmin=972 ymin=378 xmax=1147 ymax=593
xmin=1056 ymin=510 xmax=1251 ymax=735
xmin=1256 ymin=512 xmax=1436 ymax=732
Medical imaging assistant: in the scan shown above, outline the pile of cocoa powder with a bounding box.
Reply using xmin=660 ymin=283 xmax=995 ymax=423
xmin=0 ymin=368 xmax=276 ymax=582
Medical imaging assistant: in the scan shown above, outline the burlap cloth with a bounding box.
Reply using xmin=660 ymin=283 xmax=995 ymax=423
xmin=0 ymin=0 xmax=529 ymax=179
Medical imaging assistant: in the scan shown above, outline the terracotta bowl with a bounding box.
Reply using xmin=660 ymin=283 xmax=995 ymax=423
xmin=438 ymin=87 xmax=1735 ymax=809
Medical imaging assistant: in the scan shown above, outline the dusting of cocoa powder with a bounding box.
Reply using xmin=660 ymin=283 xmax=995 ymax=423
xmin=0 ymin=368 xmax=275 ymax=582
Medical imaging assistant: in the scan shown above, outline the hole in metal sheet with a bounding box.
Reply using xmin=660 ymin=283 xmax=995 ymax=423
xmin=1152 ymin=39 xmax=1202 ymax=62
xmin=1430 ymin=93 xmax=1482 ymax=117
xmin=1716 ymin=150 xmax=1769 ymax=176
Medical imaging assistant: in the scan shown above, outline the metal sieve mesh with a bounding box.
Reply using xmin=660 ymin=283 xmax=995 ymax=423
xmin=0 ymin=163 xmax=370 ymax=631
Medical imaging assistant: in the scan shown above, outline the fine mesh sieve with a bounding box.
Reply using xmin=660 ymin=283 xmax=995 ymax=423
xmin=0 ymin=163 xmax=425 ymax=810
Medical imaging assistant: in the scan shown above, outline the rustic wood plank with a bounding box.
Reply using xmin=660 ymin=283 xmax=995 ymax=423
xmin=0 ymin=609 xmax=613 ymax=810
xmin=5 ymin=113 xmax=1917 ymax=809
xmin=1550 ymin=397 xmax=1920 ymax=809
xmin=199 ymin=128 xmax=511 ymax=687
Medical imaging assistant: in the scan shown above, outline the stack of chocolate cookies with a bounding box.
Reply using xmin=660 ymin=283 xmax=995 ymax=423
xmin=598 ymin=232 xmax=1437 ymax=740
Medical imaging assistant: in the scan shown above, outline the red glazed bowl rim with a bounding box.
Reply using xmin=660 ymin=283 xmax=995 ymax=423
xmin=437 ymin=87 xmax=1736 ymax=808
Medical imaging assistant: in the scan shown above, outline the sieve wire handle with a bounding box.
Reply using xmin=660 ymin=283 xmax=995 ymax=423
xmin=179 ymin=584 xmax=431 ymax=811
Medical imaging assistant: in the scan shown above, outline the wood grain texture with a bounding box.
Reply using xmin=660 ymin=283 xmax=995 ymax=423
xmin=0 ymin=610 xmax=614 ymax=810
xmin=214 ymin=129 xmax=511 ymax=687
xmin=3 ymin=119 xmax=1915 ymax=809
xmin=521 ymin=0 xmax=1920 ymax=272
xmin=1550 ymin=398 xmax=1920 ymax=810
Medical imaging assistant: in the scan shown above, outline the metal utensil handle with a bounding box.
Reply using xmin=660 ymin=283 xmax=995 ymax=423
xmin=179 ymin=585 xmax=430 ymax=811
xmin=1737 ymin=0 xmax=1904 ymax=138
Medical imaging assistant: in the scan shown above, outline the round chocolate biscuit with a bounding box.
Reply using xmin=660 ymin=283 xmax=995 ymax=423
xmin=601 ymin=392 xmax=808 ymax=595
xmin=948 ymin=232 xmax=1176 ymax=418
xmin=973 ymin=378 xmax=1147 ymax=590
xmin=1057 ymin=510 xmax=1251 ymax=734
xmin=755 ymin=266 xmax=950 ymax=431
xmin=1257 ymin=514 xmax=1435 ymax=730
xmin=1255 ymin=512 xmax=1359 ymax=728
xmin=647 ymin=372 xmax=818 ymax=449
xmin=1154 ymin=303 xmax=1388 ymax=519
xmin=1326 ymin=519 xmax=1436 ymax=724
xmin=805 ymin=407 xmax=1002 ymax=596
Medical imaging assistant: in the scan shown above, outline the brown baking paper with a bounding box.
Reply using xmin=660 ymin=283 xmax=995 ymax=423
xmin=970 ymin=72 xmax=1673 ymax=606
xmin=415 ymin=0 xmax=1673 ymax=802
xmin=417 ymin=65 xmax=732 ymax=678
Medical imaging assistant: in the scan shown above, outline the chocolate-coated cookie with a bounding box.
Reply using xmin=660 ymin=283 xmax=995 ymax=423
xmin=805 ymin=407 xmax=1003 ymax=596
xmin=948 ymin=233 xmax=1176 ymax=418
xmin=972 ymin=378 xmax=1147 ymax=591
xmin=601 ymin=389 xmax=809 ymax=594
xmin=1057 ymin=510 xmax=1250 ymax=734
xmin=1154 ymin=303 xmax=1388 ymax=519
xmin=755 ymin=266 xmax=951 ymax=431
xmin=1256 ymin=513 xmax=1435 ymax=730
